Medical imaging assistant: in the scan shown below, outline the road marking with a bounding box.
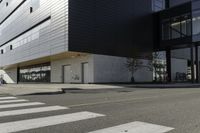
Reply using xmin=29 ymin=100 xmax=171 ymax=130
xmin=0 ymin=102 xmax=45 ymax=109
xmin=0 ymin=111 xmax=105 ymax=133
xmin=0 ymin=106 xmax=68 ymax=117
xmin=89 ymin=121 xmax=174 ymax=133
xmin=0 ymin=99 xmax=29 ymax=104
xmin=0 ymin=97 xmax=17 ymax=100
xmin=68 ymin=97 xmax=159 ymax=108
xmin=69 ymin=91 xmax=200 ymax=108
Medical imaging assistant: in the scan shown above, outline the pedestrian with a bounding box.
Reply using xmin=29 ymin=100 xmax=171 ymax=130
xmin=0 ymin=78 xmax=2 ymax=86
xmin=0 ymin=75 xmax=3 ymax=86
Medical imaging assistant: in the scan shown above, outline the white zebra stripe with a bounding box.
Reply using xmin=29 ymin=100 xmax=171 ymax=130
xmin=89 ymin=121 xmax=174 ymax=133
xmin=0 ymin=106 xmax=68 ymax=117
xmin=0 ymin=97 xmax=17 ymax=100
xmin=0 ymin=99 xmax=28 ymax=104
xmin=0 ymin=111 xmax=105 ymax=133
xmin=0 ymin=102 xmax=45 ymax=109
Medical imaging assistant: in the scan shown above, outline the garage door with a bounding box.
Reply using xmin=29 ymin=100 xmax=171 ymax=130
xmin=63 ymin=65 xmax=72 ymax=83
xmin=82 ymin=63 xmax=89 ymax=83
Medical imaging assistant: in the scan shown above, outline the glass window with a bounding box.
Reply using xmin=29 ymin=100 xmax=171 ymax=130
xmin=161 ymin=14 xmax=192 ymax=41
xmin=19 ymin=63 xmax=51 ymax=83
xmin=171 ymin=17 xmax=181 ymax=39
xmin=193 ymin=10 xmax=200 ymax=35
xmin=152 ymin=0 xmax=165 ymax=12
xmin=162 ymin=19 xmax=171 ymax=40
xmin=193 ymin=17 xmax=200 ymax=35
xmin=181 ymin=14 xmax=191 ymax=37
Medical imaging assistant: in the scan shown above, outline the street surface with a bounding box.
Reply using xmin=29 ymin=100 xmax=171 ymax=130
xmin=0 ymin=87 xmax=200 ymax=133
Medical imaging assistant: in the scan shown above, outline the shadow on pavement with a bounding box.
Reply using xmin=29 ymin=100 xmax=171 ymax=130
xmin=60 ymin=88 xmax=137 ymax=94
xmin=21 ymin=88 xmax=138 ymax=96
xmin=19 ymin=83 xmax=200 ymax=96
xmin=20 ymin=91 xmax=65 ymax=96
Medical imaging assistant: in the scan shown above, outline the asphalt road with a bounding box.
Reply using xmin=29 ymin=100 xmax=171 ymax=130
xmin=1 ymin=87 xmax=200 ymax=133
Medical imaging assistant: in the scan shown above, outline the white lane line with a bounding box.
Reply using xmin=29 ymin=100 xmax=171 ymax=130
xmin=0 ymin=99 xmax=29 ymax=104
xmin=0 ymin=97 xmax=17 ymax=100
xmin=0 ymin=106 xmax=68 ymax=117
xmin=0 ymin=102 xmax=45 ymax=109
xmin=89 ymin=121 xmax=174 ymax=133
xmin=0 ymin=111 xmax=105 ymax=133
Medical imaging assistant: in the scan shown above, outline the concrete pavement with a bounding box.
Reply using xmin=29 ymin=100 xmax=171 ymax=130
xmin=0 ymin=84 xmax=126 ymax=96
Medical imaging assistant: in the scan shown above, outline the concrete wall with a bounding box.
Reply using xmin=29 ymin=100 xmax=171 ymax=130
xmin=93 ymin=55 xmax=130 ymax=83
xmin=171 ymin=58 xmax=188 ymax=81
xmin=133 ymin=59 xmax=153 ymax=82
xmin=0 ymin=68 xmax=17 ymax=83
xmin=93 ymin=55 xmax=153 ymax=83
xmin=51 ymin=55 xmax=94 ymax=83
xmin=51 ymin=54 xmax=153 ymax=84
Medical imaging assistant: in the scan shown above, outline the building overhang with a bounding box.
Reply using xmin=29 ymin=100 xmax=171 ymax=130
xmin=0 ymin=52 xmax=89 ymax=70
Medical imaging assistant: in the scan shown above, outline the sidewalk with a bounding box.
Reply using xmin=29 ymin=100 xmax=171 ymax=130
xmin=128 ymin=83 xmax=200 ymax=88
xmin=0 ymin=84 xmax=125 ymax=96
xmin=0 ymin=83 xmax=200 ymax=96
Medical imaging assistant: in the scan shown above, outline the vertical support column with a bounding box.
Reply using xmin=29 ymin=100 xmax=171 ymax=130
xmin=195 ymin=45 xmax=199 ymax=83
xmin=191 ymin=46 xmax=195 ymax=83
xmin=17 ymin=67 xmax=20 ymax=84
xmin=166 ymin=49 xmax=171 ymax=83
xmin=165 ymin=0 xmax=170 ymax=8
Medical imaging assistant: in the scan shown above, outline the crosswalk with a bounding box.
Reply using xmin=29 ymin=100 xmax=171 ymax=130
xmin=0 ymin=112 xmax=104 ymax=133
xmin=0 ymin=95 xmax=105 ymax=133
xmin=0 ymin=95 xmax=174 ymax=133
xmin=89 ymin=121 xmax=174 ymax=133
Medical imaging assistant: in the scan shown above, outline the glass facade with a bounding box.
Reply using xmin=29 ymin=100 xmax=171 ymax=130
xmin=181 ymin=15 xmax=192 ymax=37
xmin=171 ymin=17 xmax=181 ymax=39
xmin=193 ymin=10 xmax=200 ymax=36
xmin=19 ymin=63 xmax=51 ymax=83
xmin=152 ymin=0 xmax=165 ymax=12
xmin=161 ymin=13 xmax=192 ymax=41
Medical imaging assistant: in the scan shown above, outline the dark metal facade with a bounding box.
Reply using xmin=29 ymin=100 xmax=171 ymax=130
xmin=68 ymin=0 xmax=155 ymax=57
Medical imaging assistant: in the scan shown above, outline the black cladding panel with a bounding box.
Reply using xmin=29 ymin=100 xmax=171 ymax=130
xmin=68 ymin=0 xmax=154 ymax=57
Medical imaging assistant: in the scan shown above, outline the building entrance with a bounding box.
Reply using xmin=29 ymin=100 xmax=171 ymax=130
xmin=18 ymin=63 xmax=51 ymax=83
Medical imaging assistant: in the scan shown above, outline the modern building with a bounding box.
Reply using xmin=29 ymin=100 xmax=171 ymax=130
xmin=0 ymin=0 xmax=156 ymax=84
xmin=0 ymin=0 xmax=199 ymax=84
xmin=156 ymin=0 xmax=200 ymax=83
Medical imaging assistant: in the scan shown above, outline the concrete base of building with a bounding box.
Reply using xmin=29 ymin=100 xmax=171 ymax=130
xmin=0 ymin=54 xmax=153 ymax=84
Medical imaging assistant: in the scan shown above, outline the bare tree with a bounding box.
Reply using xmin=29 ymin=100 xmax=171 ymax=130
xmin=125 ymin=52 xmax=155 ymax=83
xmin=125 ymin=58 xmax=143 ymax=82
